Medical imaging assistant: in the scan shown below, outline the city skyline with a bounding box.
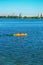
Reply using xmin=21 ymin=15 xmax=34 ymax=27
xmin=0 ymin=0 xmax=43 ymax=16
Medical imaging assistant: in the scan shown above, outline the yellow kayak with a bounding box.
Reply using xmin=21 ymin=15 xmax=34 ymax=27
xmin=13 ymin=33 xmax=27 ymax=37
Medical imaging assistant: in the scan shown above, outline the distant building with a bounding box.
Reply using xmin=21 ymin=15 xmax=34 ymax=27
xmin=19 ymin=13 xmax=22 ymax=18
xmin=40 ymin=13 xmax=43 ymax=17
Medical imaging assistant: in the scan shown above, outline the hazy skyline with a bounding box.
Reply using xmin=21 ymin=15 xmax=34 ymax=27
xmin=0 ymin=0 xmax=43 ymax=16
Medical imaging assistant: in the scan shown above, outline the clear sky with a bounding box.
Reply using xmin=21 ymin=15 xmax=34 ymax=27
xmin=0 ymin=0 xmax=43 ymax=16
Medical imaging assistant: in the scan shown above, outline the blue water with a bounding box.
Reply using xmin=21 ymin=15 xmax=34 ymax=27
xmin=0 ymin=18 xmax=43 ymax=65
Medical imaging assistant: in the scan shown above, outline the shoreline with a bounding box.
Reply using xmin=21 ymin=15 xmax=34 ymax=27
xmin=0 ymin=16 xmax=43 ymax=19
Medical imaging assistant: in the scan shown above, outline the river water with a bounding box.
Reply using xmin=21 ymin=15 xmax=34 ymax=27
xmin=0 ymin=18 xmax=43 ymax=65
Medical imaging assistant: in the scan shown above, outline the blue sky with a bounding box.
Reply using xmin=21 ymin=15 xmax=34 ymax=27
xmin=0 ymin=0 xmax=43 ymax=16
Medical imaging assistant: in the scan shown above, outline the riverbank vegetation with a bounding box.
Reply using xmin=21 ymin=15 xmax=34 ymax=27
xmin=0 ymin=15 xmax=43 ymax=19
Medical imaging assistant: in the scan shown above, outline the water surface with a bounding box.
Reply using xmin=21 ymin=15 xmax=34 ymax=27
xmin=0 ymin=18 xmax=43 ymax=65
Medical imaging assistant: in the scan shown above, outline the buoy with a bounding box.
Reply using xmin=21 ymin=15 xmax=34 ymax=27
xmin=12 ymin=33 xmax=27 ymax=37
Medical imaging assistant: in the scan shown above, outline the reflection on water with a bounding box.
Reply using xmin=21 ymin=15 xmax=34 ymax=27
xmin=0 ymin=19 xmax=43 ymax=65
